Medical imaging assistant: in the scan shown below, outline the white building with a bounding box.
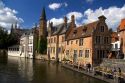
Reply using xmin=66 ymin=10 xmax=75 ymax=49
xmin=111 ymin=41 xmax=120 ymax=51
xmin=8 ymin=45 xmax=20 ymax=57
xmin=20 ymin=30 xmax=36 ymax=59
xmin=8 ymin=28 xmax=37 ymax=59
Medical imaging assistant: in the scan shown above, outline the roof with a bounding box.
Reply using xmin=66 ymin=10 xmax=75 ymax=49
xmin=21 ymin=29 xmax=34 ymax=38
xmin=66 ymin=21 xmax=99 ymax=40
xmin=118 ymin=19 xmax=125 ymax=31
xmin=51 ymin=23 xmax=70 ymax=36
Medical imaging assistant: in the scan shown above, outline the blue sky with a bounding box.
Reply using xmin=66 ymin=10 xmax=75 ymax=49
xmin=0 ymin=0 xmax=125 ymax=30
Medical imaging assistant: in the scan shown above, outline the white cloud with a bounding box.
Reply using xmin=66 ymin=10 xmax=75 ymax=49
xmin=48 ymin=5 xmax=125 ymax=30
xmin=0 ymin=1 xmax=24 ymax=30
xmin=48 ymin=2 xmax=68 ymax=10
xmin=66 ymin=12 xmax=83 ymax=20
xmin=48 ymin=11 xmax=83 ymax=26
xmin=83 ymin=5 xmax=125 ymax=30
xmin=48 ymin=18 xmax=64 ymax=26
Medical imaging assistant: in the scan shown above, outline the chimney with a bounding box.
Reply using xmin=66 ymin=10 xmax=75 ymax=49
xmin=64 ymin=16 xmax=67 ymax=25
xmin=50 ymin=22 xmax=53 ymax=27
xmin=98 ymin=15 xmax=106 ymax=22
xmin=71 ymin=15 xmax=75 ymax=27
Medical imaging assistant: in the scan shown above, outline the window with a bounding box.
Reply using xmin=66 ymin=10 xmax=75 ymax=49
xmin=97 ymin=50 xmax=105 ymax=59
xmin=53 ymin=47 xmax=55 ymax=53
xmin=67 ymin=41 xmax=69 ymax=45
xmin=104 ymin=37 xmax=109 ymax=44
xmin=85 ymin=50 xmax=89 ymax=58
xmin=28 ymin=46 xmax=32 ymax=52
xmin=58 ymin=47 xmax=61 ymax=53
xmin=66 ymin=50 xmax=69 ymax=55
xmin=49 ymin=39 xmax=50 ymax=43
xmin=62 ymin=36 xmax=65 ymax=42
xmin=76 ymin=40 xmax=78 ymax=44
xmin=82 ymin=27 xmax=87 ymax=34
xmin=51 ymin=47 xmax=53 ymax=53
xmin=95 ymin=36 xmax=100 ymax=44
xmin=79 ymin=50 xmax=83 ymax=57
xmin=29 ymin=39 xmax=32 ymax=44
xmin=74 ymin=50 xmax=77 ymax=55
xmin=115 ymin=44 xmax=118 ymax=49
xmin=79 ymin=38 xmax=83 ymax=46
xmin=17 ymin=48 xmax=19 ymax=51
xmin=71 ymin=41 xmax=73 ymax=44
xmin=51 ymin=38 xmax=53 ymax=43
xmin=73 ymin=30 xmax=77 ymax=37
xmin=54 ymin=37 xmax=56 ymax=43
xmin=100 ymin=26 xmax=104 ymax=32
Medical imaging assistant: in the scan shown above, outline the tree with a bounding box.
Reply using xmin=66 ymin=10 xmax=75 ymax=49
xmin=0 ymin=26 xmax=19 ymax=49
xmin=38 ymin=37 xmax=47 ymax=54
xmin=0 ymin=26 xmax=8 ymax=49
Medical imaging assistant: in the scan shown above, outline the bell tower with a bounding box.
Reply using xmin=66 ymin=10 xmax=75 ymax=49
xmin=39 ymin=7 xmax=47 ymax=40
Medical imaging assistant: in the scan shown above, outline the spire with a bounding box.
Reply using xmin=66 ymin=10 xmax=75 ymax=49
xmin=14 ymin=22 xmax=18 ymax=29
xmin=40 ymin=7 xmax=46 ymax=21
xmin=11 ymin=24 xmax=14 ymax=29
xmin=10 ymin=24 xmax=14 ymax=34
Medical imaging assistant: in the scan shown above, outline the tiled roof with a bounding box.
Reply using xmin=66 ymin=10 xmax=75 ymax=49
xmin=118 ymin=19 xmax=125 ymax=31
xmin=66 ymin=21 xmax=98 ymax=40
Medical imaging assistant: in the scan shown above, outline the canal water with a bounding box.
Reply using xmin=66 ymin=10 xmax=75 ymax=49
xmin=0 ymin=56 xmax=106 ymax=83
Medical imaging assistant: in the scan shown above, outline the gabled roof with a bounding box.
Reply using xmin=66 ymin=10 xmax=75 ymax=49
xmin=66 ymin=21 xmax=99 ymax=40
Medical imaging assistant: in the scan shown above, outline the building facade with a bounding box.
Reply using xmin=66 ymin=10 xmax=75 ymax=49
xmin=20 ymin=28 xmax=37 ymax=58
xmin=47 ymin=15 xmax=111 ymax=66
xmin=66 ymin=15 xmax=111 ymax=66
xmin=47 ymin=16 xmax=72 ymax=61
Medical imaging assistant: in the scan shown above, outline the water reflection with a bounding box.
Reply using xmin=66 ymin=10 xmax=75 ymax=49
xmin=18 ymin=58 xmax=33 ymax=81
xmin=0 ymin=56 xmax=106 ymax=83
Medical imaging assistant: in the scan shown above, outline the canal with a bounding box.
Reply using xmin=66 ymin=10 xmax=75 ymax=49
xmin=0 ymin=56 xmax=106 ymax=83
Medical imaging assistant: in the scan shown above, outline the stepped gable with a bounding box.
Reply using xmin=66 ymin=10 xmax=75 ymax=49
xmin=66 ymin=21 xmax=99 ymax=40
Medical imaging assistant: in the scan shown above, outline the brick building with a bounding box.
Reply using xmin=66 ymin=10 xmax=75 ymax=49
xmin=47 ymin=15 xmax=111 ymax=66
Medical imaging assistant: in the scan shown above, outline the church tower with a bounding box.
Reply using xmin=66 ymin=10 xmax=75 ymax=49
xmin=39 ymin=7 xmax=47 ymax=40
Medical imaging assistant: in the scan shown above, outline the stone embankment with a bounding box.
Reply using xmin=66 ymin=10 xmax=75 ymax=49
xmin=61 ymin=63 xmax=125 ymax=83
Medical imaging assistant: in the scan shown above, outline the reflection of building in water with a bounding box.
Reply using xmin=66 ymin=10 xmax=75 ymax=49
xmin=18 ymin=58 xmax=33 ymax=81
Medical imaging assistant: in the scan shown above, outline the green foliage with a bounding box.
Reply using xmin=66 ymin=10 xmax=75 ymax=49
xmin=0 ymin=26 xmax=18 ymax=49
xmin=0 ymin=27 xmax=8 ymax=49
xmin=38 ymin=37 xmax=47 ymax=54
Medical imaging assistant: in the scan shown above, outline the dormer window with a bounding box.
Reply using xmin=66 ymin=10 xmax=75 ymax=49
xmin=82 ymin=26 xmax=87 ymax=35
xmin=100 ymin=26 xmax=104 ymax=32
xmin=73 ymin=30 xmax=77 ymax=37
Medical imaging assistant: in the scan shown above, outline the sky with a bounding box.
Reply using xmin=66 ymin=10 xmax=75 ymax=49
xmin=0 ymin=0 xmax=125 ymax=30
